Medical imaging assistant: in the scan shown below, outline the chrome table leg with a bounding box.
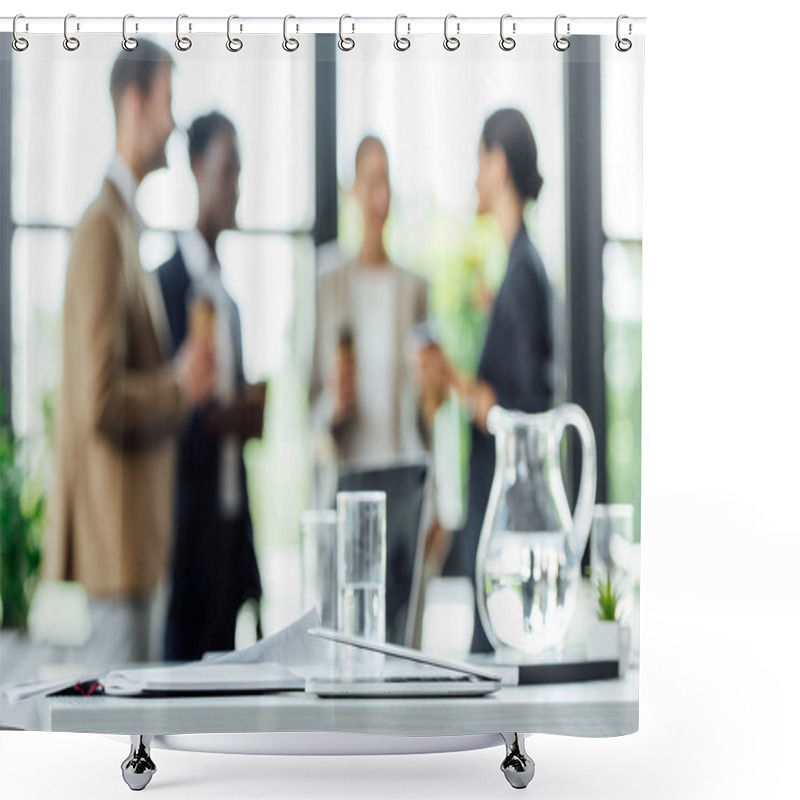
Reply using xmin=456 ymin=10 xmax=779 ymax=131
xmin=500 ymin=732 xmax=535 ymax=789
xmin=121 ymin=734 xmax=156 ymax=791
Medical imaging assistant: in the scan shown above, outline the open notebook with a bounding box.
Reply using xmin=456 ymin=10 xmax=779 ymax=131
xmin=102 ymin=662 xmax=304 ymax=696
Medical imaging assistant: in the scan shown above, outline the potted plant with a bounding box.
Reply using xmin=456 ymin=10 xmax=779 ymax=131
xmin=0 ymin=395 xmax=45 ymax=630
xmin=586 ymin=575 xmax=631 ymax=676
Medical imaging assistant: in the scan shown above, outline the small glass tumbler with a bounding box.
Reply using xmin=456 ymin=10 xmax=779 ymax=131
xmin=590 ymin=504 xmax=635 ymax=623
xmin=300 ymin=510 xmax=338 ymax=630
xmin=336 ymin=491 xmax=387 ymax=644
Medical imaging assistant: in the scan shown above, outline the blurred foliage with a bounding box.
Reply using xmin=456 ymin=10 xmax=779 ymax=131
xmin=244 ymin=366 xmax=312 ymax=549
xmin=606 ymin=321 xmax=642 ymax=542
xmin=603 ymin=243 xmax=642 ymax=543
xmin=339 ymin=191 xmax=508 ymax=372
xmin=0 ymin=392 xmax=46 ymax=629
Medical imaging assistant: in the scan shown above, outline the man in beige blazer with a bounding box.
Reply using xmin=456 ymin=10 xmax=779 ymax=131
xmin=310 ymin=136 xmax=431 ymax=473
xmin=44 ymin=40 xmax=215 ymax=665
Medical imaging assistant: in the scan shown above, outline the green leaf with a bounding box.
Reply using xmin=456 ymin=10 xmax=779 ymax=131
xmin=595 ymin=574 xmax=621 ymax=622
xmin=0 ymin=389 xmax=46 ymax=630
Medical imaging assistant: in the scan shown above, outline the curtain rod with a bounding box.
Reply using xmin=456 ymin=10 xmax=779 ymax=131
xmin=0 ymin=16 xmax=646 ymax=37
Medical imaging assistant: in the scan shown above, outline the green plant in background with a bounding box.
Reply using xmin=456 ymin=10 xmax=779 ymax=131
xmin=595 ymin=574 xmax=621 ymax=622
xmin=604 ymin=243 xmax=643 ymax=544
xmin=0 ymin=393 xmax=46 ymax=630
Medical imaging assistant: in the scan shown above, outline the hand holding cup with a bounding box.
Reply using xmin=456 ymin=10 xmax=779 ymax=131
xmin=177 ymin=298 xmax=217 ymax=406
xmin=333 ymin=327 xmax=357 ymax=426
xmin=415 ymin=342 xmax=452 ymax=424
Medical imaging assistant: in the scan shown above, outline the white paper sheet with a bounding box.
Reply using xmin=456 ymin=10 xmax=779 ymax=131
xmin=3 ymin=609 xmax=324 ymax=703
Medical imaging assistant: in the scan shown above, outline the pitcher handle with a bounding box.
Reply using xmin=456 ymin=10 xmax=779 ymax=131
xmin=555 ymin=403 xmax=597 ymax=558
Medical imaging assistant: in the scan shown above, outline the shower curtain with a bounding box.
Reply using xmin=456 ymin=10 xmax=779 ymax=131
xmin=0 ymin=15 xmax=644 ymax=790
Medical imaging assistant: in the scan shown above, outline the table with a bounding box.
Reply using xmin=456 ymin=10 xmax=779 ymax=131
xmin=2 ymin=577 xmax=640 ymax=790
xmin=22 ymin=669 xmax=638 ymax=791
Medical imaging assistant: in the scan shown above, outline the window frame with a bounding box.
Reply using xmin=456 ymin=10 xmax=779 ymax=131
xmin=2 ymin=34 xmax=626 ymax=527
xmin=563 ymin=37 xmax=607 ymax=572
xmin=0 ymin=34 xmax=337 ymax=434
xmin=1 ymin=36 xmax=13 ymax=427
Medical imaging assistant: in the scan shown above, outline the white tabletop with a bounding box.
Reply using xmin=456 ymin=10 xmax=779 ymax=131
xmin=42 ymin=669 xmax=638 ymax=739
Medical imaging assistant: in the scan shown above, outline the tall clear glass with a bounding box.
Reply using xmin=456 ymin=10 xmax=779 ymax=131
xmin=300 ymin=510 xmax=338 ymax=630
xmin=336 ymin=491 xmax=387 ymax=643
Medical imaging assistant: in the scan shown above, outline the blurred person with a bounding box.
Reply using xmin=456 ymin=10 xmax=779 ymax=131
xmin=417 ymin=108 xmax=554 ymax=652
xmin=44 ymin=41 xmax=216 ymax=665
xmin=310 ymin=136 xmax=432 ymax=473
xmin=157 ymin=112 xmax=264 ymax=661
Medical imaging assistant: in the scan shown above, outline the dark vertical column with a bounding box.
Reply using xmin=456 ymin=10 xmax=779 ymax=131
xmin=563 ymin=36 xmax=607 ymax=572
xmin=313 ymin=34 xmax=338 ymax=248
xmin=1 ymin=38 xmax=13 ymax=427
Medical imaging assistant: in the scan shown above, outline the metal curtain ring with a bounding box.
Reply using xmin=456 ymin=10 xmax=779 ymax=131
xmin=499 ymin=14 xmax=515 ymax=51
xmin=175 ymin=14 xmax=192 ymax=51
xmin=338 ymin=14 xmax=355 ymax=51
xmin=122 ymin=14 xmax=138 ymax=50
xmin=615 ymin=14 xmax=632 ymax=52
xmin=443 ymin=14 xmax=460 ymax=51
xmin=394 ymin=15 xmax=411 ymax=51
xmin=553 ymin=14 xmax=570 ymax=51
xmin=226 ymin=15 xmax=243 ymax=52
xmin=12 ymin=14 xmax=29 ymax=52
xmin=63 ymin=14 xmax=80 ymax=51
xmin=283 ymin=15 xmax=299 ymax=52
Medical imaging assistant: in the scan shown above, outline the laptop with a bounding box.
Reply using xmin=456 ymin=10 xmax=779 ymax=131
xmin=336 ymin=458 xmax=431 ymax=647
xmin=305 ymin=627 xmax=502 ymax=698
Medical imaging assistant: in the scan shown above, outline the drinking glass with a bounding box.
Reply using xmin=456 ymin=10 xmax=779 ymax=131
xmin=300 ymin=510 xmax=338 ymax=630
xmin=336 ymin=491 xmax=387 ymax=643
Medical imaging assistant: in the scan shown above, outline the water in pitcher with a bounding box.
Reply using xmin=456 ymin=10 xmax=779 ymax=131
xmin=482 ymin=531 xmax=579 ymax=654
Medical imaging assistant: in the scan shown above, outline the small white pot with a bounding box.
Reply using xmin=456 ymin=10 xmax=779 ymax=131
xmin=586 ymin=621 xmax=632 ymax=677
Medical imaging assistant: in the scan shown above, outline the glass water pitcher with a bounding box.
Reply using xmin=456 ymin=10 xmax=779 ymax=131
xmin=476 ymin=404 xmax=597 ymax=655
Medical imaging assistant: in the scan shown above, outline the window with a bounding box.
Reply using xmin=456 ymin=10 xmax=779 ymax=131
xmin=336 ymin=37 xmax=566 ymax=381
xmin=601 ymin=51 xmax=643 ymax=540
xmin=6 ymin=38 xmax=317 ymax=625
xmin=335 ymin=38 xmax=568 ymax=524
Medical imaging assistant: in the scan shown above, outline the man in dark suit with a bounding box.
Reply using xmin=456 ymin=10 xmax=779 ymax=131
xmin=158 ymin=111 xmax=265 ymax=661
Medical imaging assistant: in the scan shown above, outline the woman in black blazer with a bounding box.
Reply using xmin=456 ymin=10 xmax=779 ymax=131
xmin=420 ymin=108 xmax=554 ymax=652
